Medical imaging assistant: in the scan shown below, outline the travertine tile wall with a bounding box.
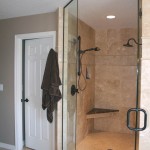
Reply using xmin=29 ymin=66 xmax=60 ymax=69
xmin=139 ymin=0 xmax=150 ymax=149
xmin=56 ymin=8 xmax=63 ymax=150
xmin=94 ymin=28 xmax=137 ymax=134
xmin=57 ymin=7 xmax=78 ymax=150
xmin=76 ymin=20 xmax=95 ymax=145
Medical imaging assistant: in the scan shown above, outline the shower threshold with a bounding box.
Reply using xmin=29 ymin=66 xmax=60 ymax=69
xmin=86 ymin=108 xmax=119 ymax=119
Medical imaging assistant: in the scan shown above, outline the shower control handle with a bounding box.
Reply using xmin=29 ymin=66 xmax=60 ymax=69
xmin=71 ymin=85 xmax=79 ymax=96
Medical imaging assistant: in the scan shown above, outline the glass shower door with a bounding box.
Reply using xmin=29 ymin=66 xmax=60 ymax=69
xmin=63 ymin=0 xmax=78 ymax=150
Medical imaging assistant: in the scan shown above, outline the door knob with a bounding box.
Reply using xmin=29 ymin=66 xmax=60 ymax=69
xmin=21 ymin=98 xmax=29 ymax=102
xmin=25 ymin=99 xmax=29 ymax=102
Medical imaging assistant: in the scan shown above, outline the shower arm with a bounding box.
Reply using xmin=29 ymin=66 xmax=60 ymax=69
xmin=128 ymin=38 xmax=142 ymax=46
xmin=80 ymin=49 xmax=93 ymax=54
xmin=79 ymin=47 xmax=100 ymax=54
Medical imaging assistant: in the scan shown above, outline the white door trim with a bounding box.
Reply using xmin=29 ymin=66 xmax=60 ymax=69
xmin=14 ymin=31 xmax=56 ymax=150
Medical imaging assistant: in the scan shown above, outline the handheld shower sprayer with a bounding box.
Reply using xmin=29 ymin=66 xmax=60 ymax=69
xmin=79 ymin=47 xmax=101 ymax=54
xmin=77 ymin=36 xmax=101 ymax=77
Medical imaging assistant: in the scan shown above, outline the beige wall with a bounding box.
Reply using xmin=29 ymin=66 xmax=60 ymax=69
xmin=0 ymin=12 xmax=57 ymax=145
xmin=94 ymin=28 xmax=137 ymax=134
xmin=76 ymin=20 xmax=95 ymax=146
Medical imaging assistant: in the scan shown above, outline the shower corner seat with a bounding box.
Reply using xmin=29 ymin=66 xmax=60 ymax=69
xmin=86 ymin=108 xmax=119 ymax=119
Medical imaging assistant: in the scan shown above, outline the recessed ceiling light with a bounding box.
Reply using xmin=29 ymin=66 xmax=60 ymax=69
xmin=107 ymin=15 xmax=116 ymax=19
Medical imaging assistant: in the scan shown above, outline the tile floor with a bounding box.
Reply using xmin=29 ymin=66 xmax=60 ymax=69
xmin=0 ymin=132 xmax=134 ymax=150
xmin=77 ymin=132 xmax=135 ymax=150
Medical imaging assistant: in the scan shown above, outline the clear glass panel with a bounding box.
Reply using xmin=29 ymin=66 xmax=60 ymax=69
xmin=63 ymin=0 xmax=78 ymax=150
xmin=76 ymin=0 xmax=139 ymax=150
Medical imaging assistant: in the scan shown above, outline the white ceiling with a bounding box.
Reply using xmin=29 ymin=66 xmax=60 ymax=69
xmin=0 ymin=0 xmax=138 ymax=29
xmin=79 ymin=0 xmax=138 ymax=30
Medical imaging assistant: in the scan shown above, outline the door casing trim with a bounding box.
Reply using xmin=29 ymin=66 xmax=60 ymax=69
xmin=14 ymin=31 xmax=56 ymax=150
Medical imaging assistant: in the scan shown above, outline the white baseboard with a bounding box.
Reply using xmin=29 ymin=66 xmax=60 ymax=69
xmin=0 ymin=142 xmax=15 ymax=150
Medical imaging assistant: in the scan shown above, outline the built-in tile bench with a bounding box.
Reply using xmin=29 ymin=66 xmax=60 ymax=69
xmin=86 ymin=108 xmax=119 ymax=119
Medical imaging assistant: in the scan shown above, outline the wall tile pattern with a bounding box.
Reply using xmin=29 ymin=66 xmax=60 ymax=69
xmin=94 ymin=28 xmax=138 ymax=134
xmin=76 ymin=20 xmax=95 ymax=145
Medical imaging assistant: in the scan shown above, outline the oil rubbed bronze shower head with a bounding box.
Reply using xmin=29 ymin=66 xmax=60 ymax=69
xmin=123 ymin=38 xmax=142 ymax=47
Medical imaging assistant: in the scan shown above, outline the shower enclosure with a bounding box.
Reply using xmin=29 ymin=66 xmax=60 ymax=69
xmin=62 ymin=0 xmax=147 ymax=150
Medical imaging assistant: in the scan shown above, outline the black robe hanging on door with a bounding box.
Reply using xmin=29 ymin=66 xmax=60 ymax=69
xmin=41 ymin=49 xmax=61 ymax=123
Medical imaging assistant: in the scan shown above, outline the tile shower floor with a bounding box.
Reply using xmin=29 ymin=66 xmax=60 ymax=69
xmin=0 ymin=132 xmax=134 ymax=150
xmin=77 ymin=132 xmax=135 ymax=150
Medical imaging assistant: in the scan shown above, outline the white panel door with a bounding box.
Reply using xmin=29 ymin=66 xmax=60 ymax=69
xmin=25 ymin=37 xmax=55 ymax=150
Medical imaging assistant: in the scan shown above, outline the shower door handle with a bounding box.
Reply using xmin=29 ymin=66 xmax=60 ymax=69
xmin=127 ymin=108 xmax=147 ymax=131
